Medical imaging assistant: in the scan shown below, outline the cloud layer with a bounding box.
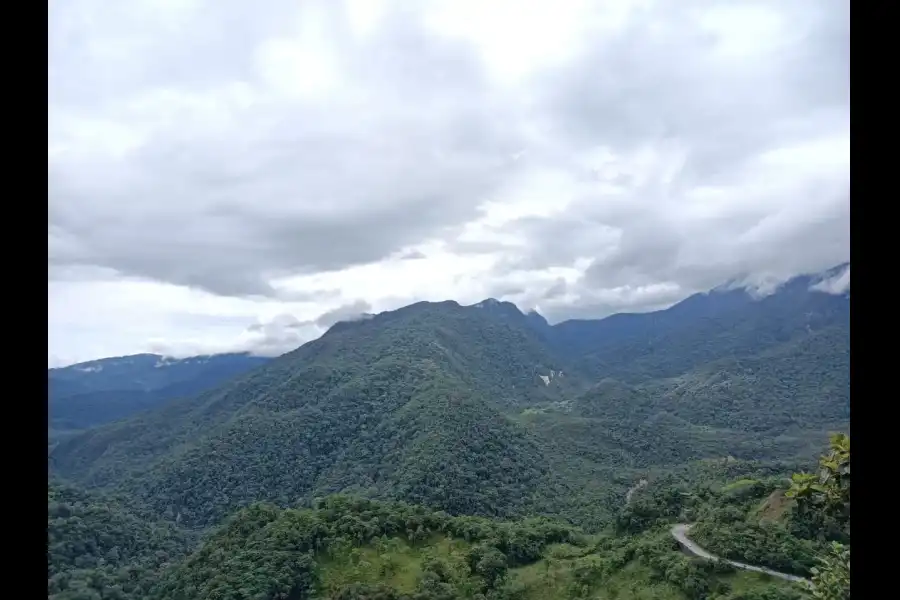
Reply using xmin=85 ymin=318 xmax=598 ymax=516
xmin=49 ymin=0 xmax=849 ymax=365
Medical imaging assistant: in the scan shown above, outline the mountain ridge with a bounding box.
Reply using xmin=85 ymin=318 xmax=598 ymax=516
xmin=49 ymin=352 xmax=271 ymax=431
xmin=49 ymin=264 xmax=849 ymax=535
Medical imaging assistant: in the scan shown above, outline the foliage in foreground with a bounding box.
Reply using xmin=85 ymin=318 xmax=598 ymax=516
xmin=152 ymin=496 xmax=812 ymax=600
xmin=49 ymin=479 xmax=821 ymax=600
xmin=809 ymin=542 xmax=849 ymax=600
xmin=152 ymin=495 xmax=578 ymax=599
xmin=788 ymin=434 xmax=850 ymax=600
xmin=689 ymin=435 xmax=850 ymax=599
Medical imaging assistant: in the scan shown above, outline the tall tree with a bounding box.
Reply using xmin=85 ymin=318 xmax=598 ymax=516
xmin=787 ymin=433 xmax=850 ymax=600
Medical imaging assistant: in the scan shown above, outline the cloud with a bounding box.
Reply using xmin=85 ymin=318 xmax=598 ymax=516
xmin=314 ymin=300 xmax=373 ymax=328
xmin=156 ymin=300 xmax=373 ymax=358
xmin=49 ymin=0 xmax=849 ymax=363
xmin=811 ymin=264 xmax=850 ymax=295
xmin=49 ymin=0 xmax=522 ymax=297
xmin=135 ymin=306 xmax=378 ymax=359
xmin=237 ymin=313 xmax=321 ymax=357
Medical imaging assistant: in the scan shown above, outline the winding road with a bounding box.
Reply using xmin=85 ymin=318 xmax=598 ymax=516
xmin=669 ymin=523 xmax=810 ymax=586
xmin=624 ymin=480 xmax=811 ymax=586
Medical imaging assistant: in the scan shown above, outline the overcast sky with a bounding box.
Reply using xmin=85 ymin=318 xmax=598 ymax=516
xmin=48 ymin=0 xmax=849 ymax=366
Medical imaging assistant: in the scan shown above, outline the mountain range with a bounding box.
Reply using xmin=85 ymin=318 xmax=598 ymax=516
xmin=49 ymin=264 xmax=849 ymax=535
xmin=48 ymin=352 xmax=270 ymax=431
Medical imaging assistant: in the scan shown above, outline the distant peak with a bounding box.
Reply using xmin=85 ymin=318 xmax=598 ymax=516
xmin=708 ymin=262 xmax=851 ymax=300
xmin=474 ymin=298 xmax=501 ymax=308
xmin=472 ymin=297 xmax=522 ymax=309
xmin=50 ymin=353 xmax=163 ymax=371
xmin=470 ymin=298 xmax=529 ymax=317
xmin=524 ymin=308 xmax=550 ymax=330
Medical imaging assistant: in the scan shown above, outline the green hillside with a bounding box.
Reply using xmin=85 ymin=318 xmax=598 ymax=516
xmin=50 ymin=301 xmax=612 ymax=532
xmin=552 ymin=273 xmax=848 ymax=384
xmin=48 ymin=489 xmax=814 ymax=600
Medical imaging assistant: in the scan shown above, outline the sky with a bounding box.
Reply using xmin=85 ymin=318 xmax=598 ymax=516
xmin=48 ymin=0 xmax=850 ymax=367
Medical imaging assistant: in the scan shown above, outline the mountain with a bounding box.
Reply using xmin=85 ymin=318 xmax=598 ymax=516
xmin=550 ymin=263 xmax=849 ymax=382
xmin=48 ymin=352 xmax=270 ymax=430
xmin=534 ymin=269 xmax=849 ymax=469
xmin=49 ymin=352 xmax=272 ymax=396
xmin=49 ymin=266 xmax=850 ymax=534
xmin=50 ymin=300 xmax=610 ymax=530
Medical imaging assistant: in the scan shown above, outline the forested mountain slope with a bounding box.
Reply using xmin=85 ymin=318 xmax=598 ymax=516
xmin=566 ymin=322 xmax=848 ymax=442
xmin=49 ymin=300 xmax=602 ymax=530
xmin=49 ymin=267 xmax=849 ymax=536
xmin=518 ymin=307 xmax=847 ymax=471
xmin=550 ymin=265 xmax=849 ymax=383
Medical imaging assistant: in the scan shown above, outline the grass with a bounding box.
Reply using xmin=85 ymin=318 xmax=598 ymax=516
xmin=721 ymin=479 xmax=761 ymax=493
xmin=316 ymin=534 xmax=472 ymax=595
xmin=314 ymin=532 xmax=810 ymax=599
xmin=508 ymin=559 xmax=686 ymax=600
xmin=722 ymin=569 xmax=805 ymax=595
xmin=755 ymin=490 xmax=794 ymax=524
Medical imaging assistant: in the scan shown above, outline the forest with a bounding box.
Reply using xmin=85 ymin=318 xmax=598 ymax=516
xmin=49 ymin=435 xmax=849 ymax=599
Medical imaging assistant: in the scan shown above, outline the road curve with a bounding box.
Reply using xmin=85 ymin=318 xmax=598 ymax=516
xmin=670 ymin=523 xmax=811 ymax=586
xmin=623 ymin=481 xmax=811 ymax=586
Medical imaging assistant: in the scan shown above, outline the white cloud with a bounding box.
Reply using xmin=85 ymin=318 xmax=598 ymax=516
xmin=811 ymin=265 xmax=850 ymax=295
xmin=48 ymin=0 xmax=849 ymax=365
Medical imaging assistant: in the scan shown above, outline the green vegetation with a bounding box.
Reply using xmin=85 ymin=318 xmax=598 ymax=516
xmin=50 ymin=291 xmax=847 ymax=530
xmin=55 ymin=495 xmax=801 ymax=600
xmin=787 ymin=434 xmax=850 ymax=599
xmin=152 ymin=496 xmax=576 ymax=599
xmin=690 ymin=521 xmax=819 ymax=577
xmin=684 ymin=435 xmax=850 ymax=588
xmin=47 ymin=274 xmax=849 ymax=599
xmin=52 ymin=359 xmax=617 ymax=531
xmin=48 ymin=482 xmax=194 ymax=599
xmin=49 ymin=487 xmax=818 ymax=600
xmin=49 ymin=303 xmax=619 ymax=532
xmin=674 ymin=476 xmax=821 ymax=577
xmin=552 ymin=273 xmax=848 ymax=386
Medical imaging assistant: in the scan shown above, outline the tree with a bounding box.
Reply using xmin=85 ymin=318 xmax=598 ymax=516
xmin=470 ymin=545 xmax=508 ymax=590
xmin=809 ymin=542 xmax=850 ymax=600
xmin=787 ymin=433 xmax=849 ymax=531
xmin=786 ymin=433 xmax=850 ymax=600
